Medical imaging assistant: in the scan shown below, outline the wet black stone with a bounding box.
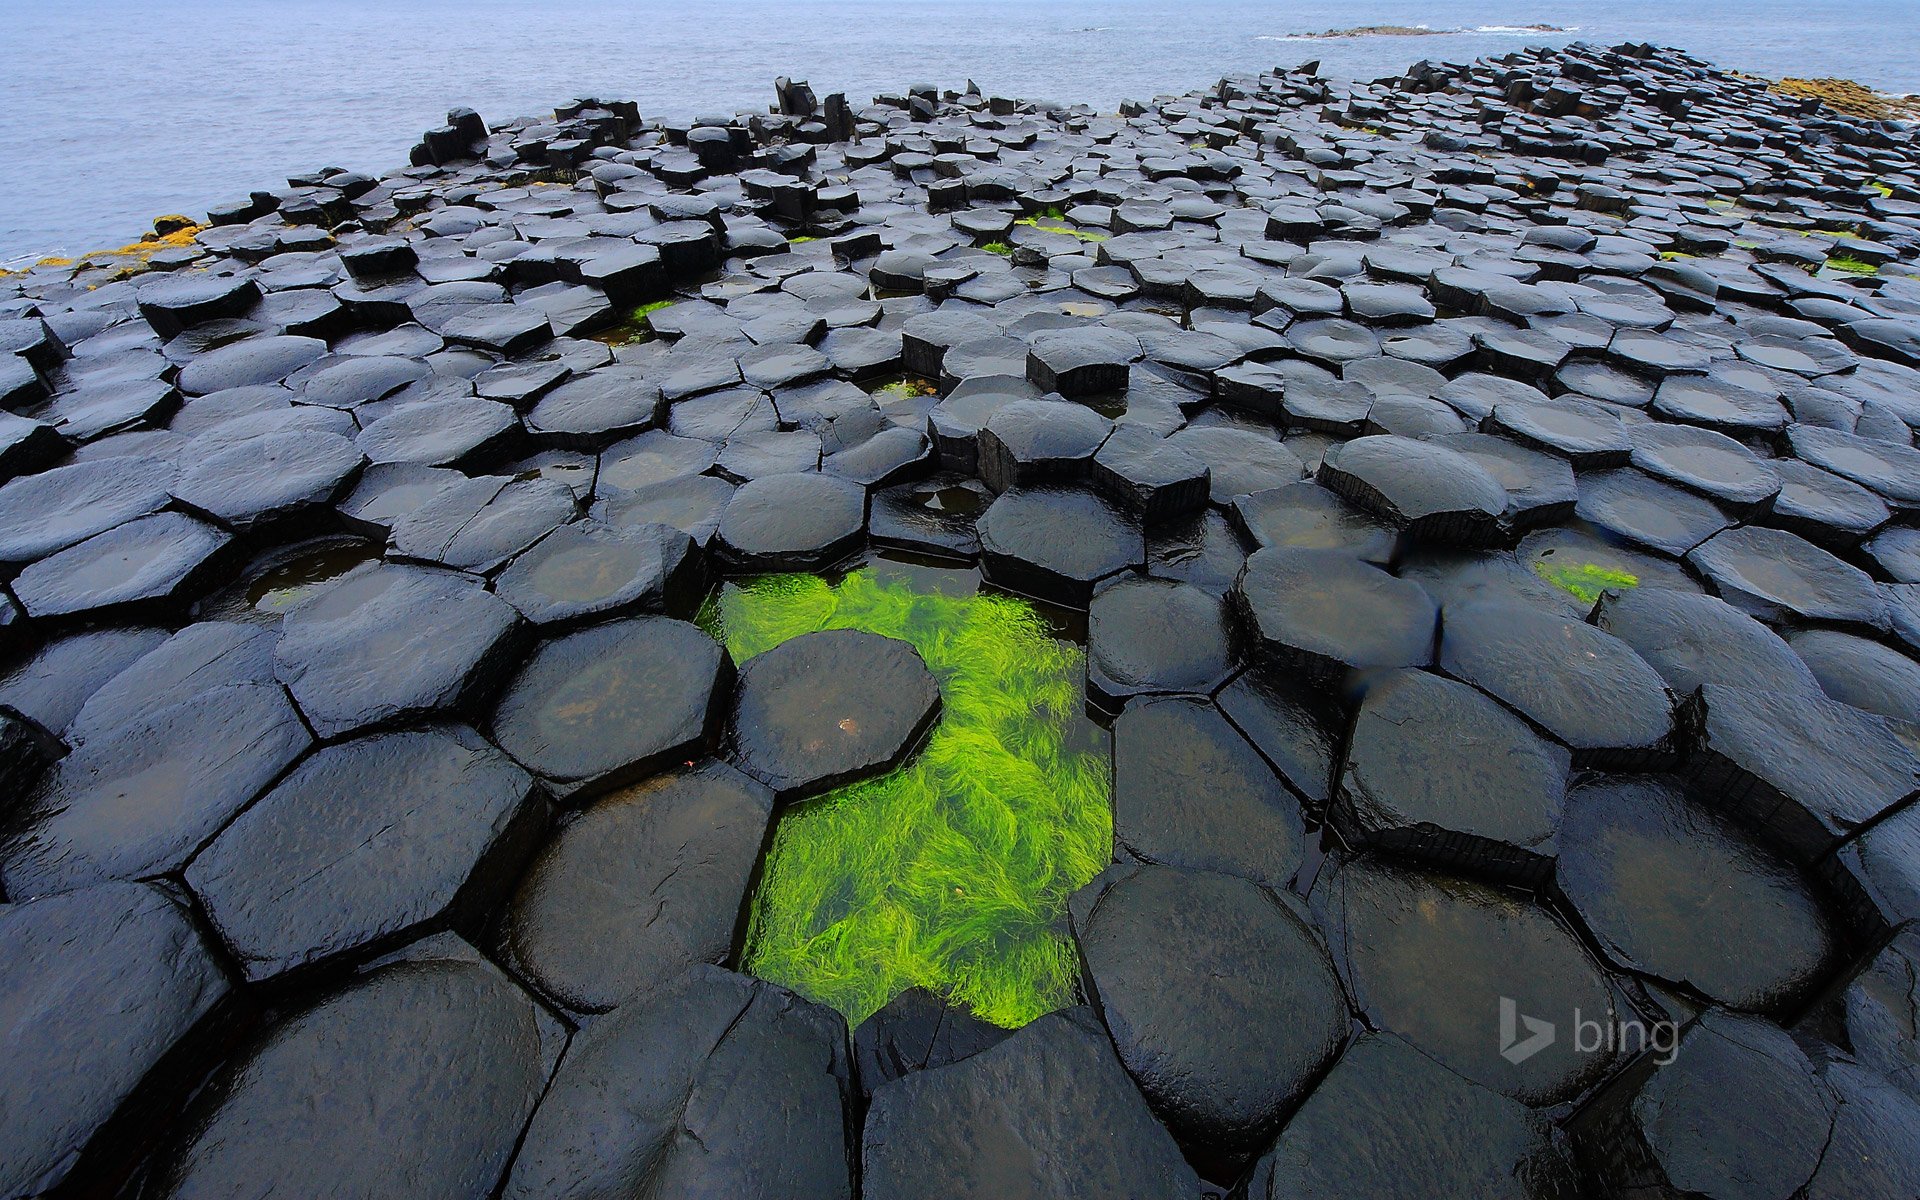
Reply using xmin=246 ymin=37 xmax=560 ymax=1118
xmin=176 ymin=335 xmax=328 ymax=395
xmin=1317 ymin=435 xmax=1507 ymax=546
xmin=1790 ymin=629 xmax=1920 ymax=725
xmin=900 ymin=309 xmax=1000 ymax=377
xmin=598 ymin=472 xmax=736 ymax=547
xmin=1313 ymin=854 xmax=1627 ymax=1105
xmin=1823 ymin=926 xmax=1920 ymax=1095
xmin=1113 ymin=695 xmax=1306 ymax=888
xmin=1576 ymin=468 xmax=1731 ymax=557
xmin=1025 ymin=326 xmax=1141 ymax=395
xmin=870 ymin=473 xmax=991 ymax=557
xmin=1440 ymin=601 xmax=1674 ymax=768
xmin=715 ymin=470 xmax=866 ymax=570
xmin=63 ymin=622 xmax=276 ymax=749
xmin=1789 ymin=425 xmax=1920 ymax=509
xmin=502 ymin=764 xmax=773 ymax=1012
xmin=1086 ymin=577 xmax=1234 ymax=710
xmin=729 ymin=628 xmax=939 ymax=799
xmin=977 ymin=398 xmax=1112 ymax=493
xmin=1688 ymin=525 xmax=1887 ymax=629
xmin=1429 ymin=431 xmax=1578 ymax=529
xmin=0 ymin=881 xmax=233 ymax=1198
xmin=1652 ymin=375 xmax=1789 ymax=436
xmin=356 ymin=394 xmax=521 ymax=468
xmin=852 ymin=987 xmax=1011 ymax=1103
xmin=1239 ymin=1032 xmax=1581 ymax=1200
xmin=495 ymin=520 xmax=703 ymax=627
xmin=1804 ymin=1059 xmax=1920 ymax=1200
xmin=0 ymin=704 xmax=61 ymax=800
xmin=0 ymin=681 xmax=309 ymax=895
xmin=185 ymin=726 xmax=539 ymax=982
xmin=1572 ymin=1010 xmax=1832 ymax=1200
xmin=1336 ymin=668 xmax=1568 ymax=885
xmin=137 ymin=274 xmax=262 ymax=338
xmin=1557 ymin=775 xmax=1836 ymax=1013
xmin=147 ymin=939 xmax=562 ymax=1200
xmin=502 ymin=965 xmax=852 ymax=1200
xmin=0 ymin=626 xmax=168 ymax=737
xmin=388 ymin=475 xmax=578 ymax=574
xmin=1489 ymin=397 xmax=1631 ymax=467
xmin=1165 ymin=426 xmax=1306 ymax=503
xmin=1229 ymin=480 xmax=1398 ymax=565
xmin=171 ymin=430 xmax=364 ymax=531
xmin=1627 ymin=422 xmax=1779 ymax=512
xmin=0 ymin=455 xmax=174 ymax=565
xmin=1069 ymin=863 xmax=1346 ymax=1176
xmin=1684 ymin=683 xmax=1920 ymax=861
xmin=491 ymin=617 xmax=726 ymax=799
xmin=526 ymin=367 xmax=663 ymax=449
xmin=0 ymin=411 xmax=64 ymax=481
xmin=1768 ymin=460 xmax=1889 ymax=549
xmin=976 ymin=486 xmax=1144 ymax=606
xmin=862 ymin=1007 xmax=1201 ymax=1199
xmin=13 ymin=512 xmax=232 ymax=621
xmin=1592 ymin=587 xmax=1818 ymax=696
xmin=273 ymin=564 xmax=523 ymax=738
xmin=1234 ymin=546 xmax=1437 ymax=682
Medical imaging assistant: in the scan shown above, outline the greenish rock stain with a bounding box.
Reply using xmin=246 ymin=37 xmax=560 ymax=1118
xmin=699 ymin=568 xmax=1111 ymax=1029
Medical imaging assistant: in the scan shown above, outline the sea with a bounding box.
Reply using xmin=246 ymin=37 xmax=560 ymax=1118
xmin=3 ymin=0 xmax=1918 ymax=266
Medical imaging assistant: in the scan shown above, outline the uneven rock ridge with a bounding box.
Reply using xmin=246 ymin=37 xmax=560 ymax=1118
xmin=4 ymin=36 xmax=1920 ymax=1200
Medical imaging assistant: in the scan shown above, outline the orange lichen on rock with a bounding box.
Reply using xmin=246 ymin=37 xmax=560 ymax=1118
xmin=1771 ymin=77 xmax=1920 ymax=121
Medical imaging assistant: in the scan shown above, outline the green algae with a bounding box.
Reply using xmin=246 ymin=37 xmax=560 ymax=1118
xmin=1827 ymin=253 xmax=1881 ymax=275
xmin=982 ymin=241 xmax=1013 ymax=256
xmin=869 ymin=375 xmax=940 ymax=402
xmin=1533 ymin=560 xmax=1639 ymax=605
xmin=700 ymin=566 xmax=1111 ymax=1029
xmin=1014 ymin=216 xmax=1107 ymax=243
xmin=590 ymin=298 xmax=677 ymax=347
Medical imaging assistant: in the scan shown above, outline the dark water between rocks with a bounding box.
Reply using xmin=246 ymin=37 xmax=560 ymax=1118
xmin=4 ymin=0 xmax=1919 ymax=264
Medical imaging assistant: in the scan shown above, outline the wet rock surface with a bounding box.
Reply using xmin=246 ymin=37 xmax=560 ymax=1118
xmin=1071 ymin=863 xmax=1347 ymax=1176
xmin=502 ymin=965 xmax=853 ymax=1200
xmin=502 ymin=764 xmax=773 ymax=1012
xmin=490 ymin=616 xmax=727 ymax=798
xmin=4 ymin=36 xmax=1920 ymax=1197
xmin=729 ymin=628 xmax=940 ymax=798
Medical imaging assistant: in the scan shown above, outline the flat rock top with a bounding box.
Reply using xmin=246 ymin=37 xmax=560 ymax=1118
xmin=730 ymin=628 xmax=940 ymax=799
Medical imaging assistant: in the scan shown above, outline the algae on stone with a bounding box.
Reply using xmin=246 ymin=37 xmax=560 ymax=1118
xmin=1532 ymin=559 xmax=1639 ymax=605
xmin=700 ymin=567 xmax=1111 ymax=1028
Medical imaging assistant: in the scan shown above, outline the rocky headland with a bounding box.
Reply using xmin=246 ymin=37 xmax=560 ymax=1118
xmin=4 ymin=37 xmax=1920 ymax=1200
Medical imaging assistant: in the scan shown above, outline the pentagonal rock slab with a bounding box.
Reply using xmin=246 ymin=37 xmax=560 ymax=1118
xmin=185 ymin=727 xmax=541 ymax=982
xmin=1239 ymin=1032 xmax=1580 ymax=1200
xmin=13 ymin=512 xmax=232 ymax=620
xmin=501 ymin=764 xmax=772 ymax=1013
xmin=1070 ymin=863 xmax=1347 ymax=1175
xmin=274 ymin=565 xmax=522 ymax=738
xmin=976 ymin=486 xmax=1144 ymax=606
xmin=851 ymin=988 xmax=1012 ymax=1104
xmin=491 ymin=617 xmax=727 ymax=799
xmin=1 ymin=683 xmax=310 ymax=896
xmin=502 ymin=966 xmax=853 ymax=1200
xmin=1317 ymin=435 xmax=1506 ymax=546
xmin=495 ymin=521 xmax=704 ymax=627
xmin=1556 ymin=775 xmax=1836 ymax=1013
xmin=1591 ymin=587 xmax=1817 ymax=697
xmin=729 ymin=629 xmax=940 ymax=799
xmin=1313 ymin=854 xmax=1627 ymax=1105
xmin=1688 ymin=525 xmax=1888 ymax=629
xmin=715 ymin=471 xmax=865 ymax=571
xmin=1234 ymin=546 xmax=1437 ymax=683
xmin=862 ymin=1008 xmax=1200 ymax=1199
xmin=145 ymin=940 xmax=562 ymax=1200
xmin=0 ymin=882 xmax=234 ymax=1199
xmin=1440 ymin=601 xmax=1674 ymax=768
xmin=1085 ymin=577 xmax=1234 ymax=710
xmin=1336 ymin=669 xmax=1568 ymax=884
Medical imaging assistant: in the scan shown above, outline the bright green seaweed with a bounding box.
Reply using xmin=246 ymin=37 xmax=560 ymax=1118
xmin=1533 ymin=559 xmax=1639 ymax=605
xmin=699 ymin=568 xmax=1111 ymax=1029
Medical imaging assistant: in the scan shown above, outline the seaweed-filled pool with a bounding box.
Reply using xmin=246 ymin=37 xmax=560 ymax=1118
xmin=699 ymin=556 xmax=1110 ymax=1028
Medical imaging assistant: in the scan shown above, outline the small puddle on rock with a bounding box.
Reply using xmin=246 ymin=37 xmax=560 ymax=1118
xmin=699 ymin=555 xmax=1110 ymax=1029
xmin=246 ymin=542 xmax=383 ymax=613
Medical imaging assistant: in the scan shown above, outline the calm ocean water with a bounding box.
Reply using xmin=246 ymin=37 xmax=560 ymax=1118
xmin=3 ymin=0 xmax=1917 ymax=265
